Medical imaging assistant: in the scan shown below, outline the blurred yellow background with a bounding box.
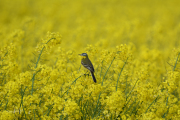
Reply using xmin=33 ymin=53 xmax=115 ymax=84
xmin=1 ymin=0 xmax=180 ymax=70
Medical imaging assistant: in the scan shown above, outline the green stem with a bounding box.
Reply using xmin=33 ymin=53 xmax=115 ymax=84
xmin=124 ymin=99 xmax=136 ymax=114
xmin=126 ymin=79 xmax=139 ymax=100
xmin=61 ymin=75 xmax=82 ymax=97
xmin=145 ymin=95 xmax=159 ymax=113
xmin=31 ymin=69 xmax=42 ymax=95
xmin=4 ymin=99 xmax=8 ymax=110
xmin=92 ymin=92 xmax=102 ymax=118
xmin=31 ymin=38 xmax=55 ymax=95
xmin=101 ymin=57 xmax=115 ymax=85
xmin=100 ymin=60 xmax=104 ymax=78
xmin=20 ymin=86 xmax=27 ymax=119
xmin=116 ymin=57 xmax=128 ymax=91
xmin=130 ymin=101 xmax=139 ymax=116
xmin=173 ymin=52 xmax=180 ymax=71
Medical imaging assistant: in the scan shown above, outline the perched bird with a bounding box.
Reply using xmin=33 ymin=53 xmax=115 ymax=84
xmin=79 ymin=53 xmax=96 ymax=83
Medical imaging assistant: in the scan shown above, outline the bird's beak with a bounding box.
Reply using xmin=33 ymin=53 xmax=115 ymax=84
xmin=79 ymin=54 xmax=82 ymax=56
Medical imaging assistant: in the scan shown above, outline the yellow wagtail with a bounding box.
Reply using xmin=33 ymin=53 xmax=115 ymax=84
xmin=79 ymin=53 xmax=96 ymax=83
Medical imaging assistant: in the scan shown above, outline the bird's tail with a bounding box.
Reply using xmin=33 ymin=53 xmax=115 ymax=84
xmin=90 ymin=71 xmax=96 ymax=83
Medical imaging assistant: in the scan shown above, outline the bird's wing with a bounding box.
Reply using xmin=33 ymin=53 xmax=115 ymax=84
xmin=81 ymin=59 xmax=95 ymax=72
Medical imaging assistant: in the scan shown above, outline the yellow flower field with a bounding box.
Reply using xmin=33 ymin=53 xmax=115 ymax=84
xmin=0 ymin=0 xmax=180 ymax=119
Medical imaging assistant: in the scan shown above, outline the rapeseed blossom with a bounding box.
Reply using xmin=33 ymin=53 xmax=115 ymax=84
xmin=0 ymin=0 xmax=180 ymax=119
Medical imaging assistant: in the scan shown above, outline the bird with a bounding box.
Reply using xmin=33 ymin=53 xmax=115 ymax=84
xmin=79 ymin=53 xmax=96 ymax=83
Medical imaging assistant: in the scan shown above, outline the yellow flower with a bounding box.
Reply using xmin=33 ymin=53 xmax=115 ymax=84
xmin=0 ymin=111 xmax=14 ymax=120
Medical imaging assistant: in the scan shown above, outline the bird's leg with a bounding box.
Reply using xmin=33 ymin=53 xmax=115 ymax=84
xmin=84 ymin=71 xmax=90 ymax=77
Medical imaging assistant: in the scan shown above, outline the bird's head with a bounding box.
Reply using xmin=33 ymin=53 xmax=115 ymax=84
xmin=79 ymin=53 xmax=88 ymax=58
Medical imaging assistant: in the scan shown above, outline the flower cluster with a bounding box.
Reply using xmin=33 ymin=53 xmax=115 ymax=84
xmin=0 ymin=0 xmax=180 ymax=119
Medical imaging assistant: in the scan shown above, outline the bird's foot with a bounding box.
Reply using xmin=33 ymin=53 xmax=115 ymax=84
xmin=84 ymin=73 xmax=90 ymax=77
